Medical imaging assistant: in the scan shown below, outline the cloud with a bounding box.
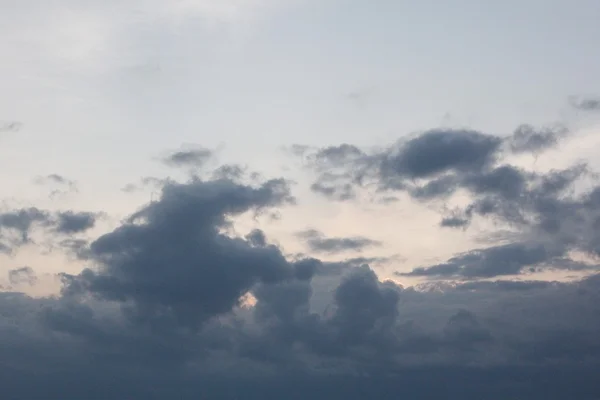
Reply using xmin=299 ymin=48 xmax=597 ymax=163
xmin=34 ymin=174 xmax=73 ymax=186
xmin=296 ymin=229 xmax=382 ymax=254
xmin=398 ymin=242 xmax=560 ymax=278
xmin=54 ymin=211 xmax=99 ymax=234
xmin=33 ymin=174 xmax=78 ymax=199
xmin=381 ymin=129 xmax=502 ymax=180
xmin=162 ymin=148 xmax=214 ymax=169
xmin=2 ymin=118 xmax=600 ymax=397
xmin=298 ymin=123 xmax=600 ymax=279
xmin=508 ymin=124 xmax=568 ymax=154
xmin=300 ymin=125 xmax=578 ymax=203
xmin=8 ymin=267 xmax=37 ymax=286
xmin=0 ymin=121 xmax=22 ymax=133
xmin=61 ymin=176 xmax=297 ymax=330
xmin=569 ymin=95 xmax=600 ymax=112
xmin=2 ymin=259 xmax=600 ymax=398
xmin=0 ymin=208 xmax=99 ymax=254
xmin=440 ymin=215 xmax=470 ymax=228
xmin=0 ymin=208 xmax=51 ymax=253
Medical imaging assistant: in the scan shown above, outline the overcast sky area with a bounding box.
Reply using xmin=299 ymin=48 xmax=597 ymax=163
xmin=2 ymin=0 xmax=600 ymax=398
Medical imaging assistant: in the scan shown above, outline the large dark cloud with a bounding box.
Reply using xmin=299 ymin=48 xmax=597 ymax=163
xmin=61 ymin=176 xmax=297 ymax=330
xmin=2 ymin=134 xmax=600 ymax=398
xmin=2 ymin=262 xmax=600 ymax=398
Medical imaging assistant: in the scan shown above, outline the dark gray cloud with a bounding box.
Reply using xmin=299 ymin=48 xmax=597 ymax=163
xmin=211 ymin=164 xmax=246 ymax=180
xmin=296 ymin=229 xmax=381 ymax=254
xmin=298 ymin=123 xmax=600 ymax=279
xmin=245 ymin=228 xmax=268 ymax=247
xmin=0 ymin=208 xmax=51 ymax=253
xmin=310 ymin=144 xmax=366 ymax=167
xmin=300 ymin=125 xmax=567 ymax=203
xmin=0 ymin=208 xmax=100 ymax=254
xmin=508 ymin=124 xmax=568 ymax=154
xmin=61 ymin=177 xmax=297 ymax=330
xmin=409 ymin=163 xmax=600 ymax=278
xmin=2 ymin=264 xmax=600 ymax=398
xmin=440 ymin=215 xmax=470 ymax=228
xmin=398 ymin=242 xmax=574 ymax=279
xmin=381 ymin=129 xmax=502 ymax=180
xmin=54 ymin=211 xmax=98 ymax=234
xmin=569 ymin=95 xmax=600 ymax=111
xmin=162 ymin=148 xmax=213 ymax=168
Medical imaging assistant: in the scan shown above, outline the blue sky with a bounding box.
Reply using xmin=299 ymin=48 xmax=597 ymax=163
xmin=1 ymin=1 xmax=600 ymax=398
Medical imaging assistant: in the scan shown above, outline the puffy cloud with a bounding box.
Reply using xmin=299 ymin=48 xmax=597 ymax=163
xmin=0 ymin=208 xmax=52 ymax=253
xmin=61 ymin=176 xmax=297 ymax=330
xmin=381 ymin=129 xmax=502 ymax=180
xmin=54 ymin=211 xmax=98 ymax=234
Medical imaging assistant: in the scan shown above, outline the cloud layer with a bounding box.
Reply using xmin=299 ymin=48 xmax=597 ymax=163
xmin=2 ymin=107 xmax=600 ymax=398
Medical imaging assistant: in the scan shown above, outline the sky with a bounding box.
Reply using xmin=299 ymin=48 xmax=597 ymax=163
xmin=1 ymin=0 xmax=600 ymax=398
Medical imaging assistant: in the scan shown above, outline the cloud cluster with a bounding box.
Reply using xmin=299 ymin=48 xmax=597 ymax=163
xmin=2 ymin=112 xmax=600 ymax=398
xmin=0 ymin=208 xmax=99 ymax=254
xmin=299 ymin=124 xmax=600 ymax=279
